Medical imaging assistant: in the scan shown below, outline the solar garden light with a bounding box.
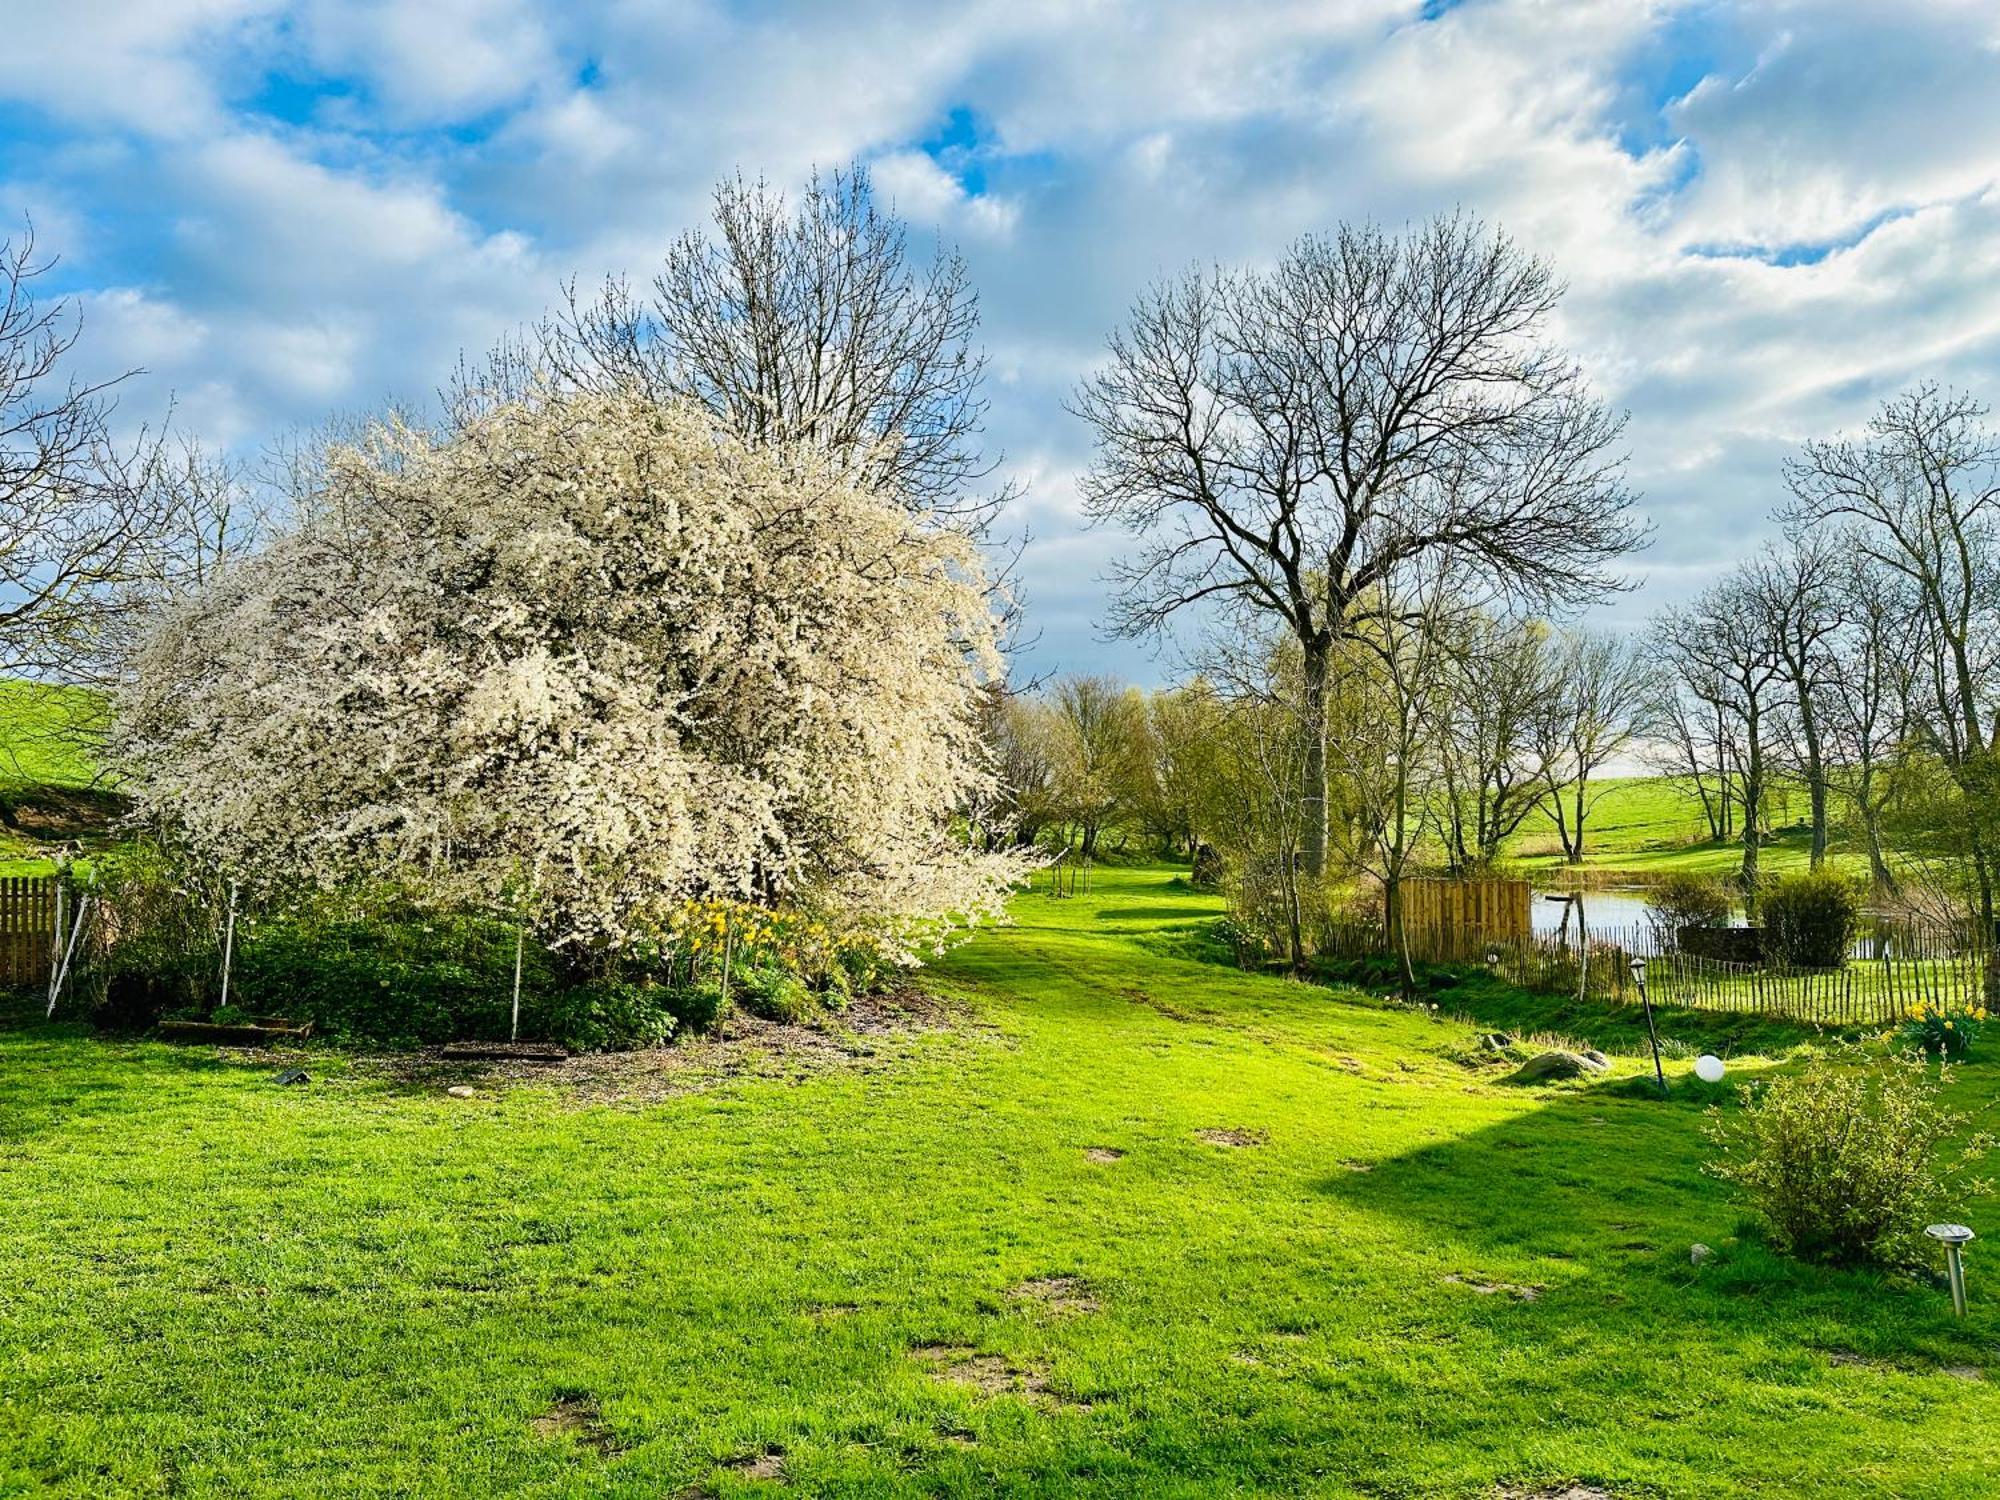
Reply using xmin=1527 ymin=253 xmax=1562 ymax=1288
xmin=1927 ymin=1224 xmax=1976 ymax=1318
xmin=1629 ymin=957 xmax=1669 ymax=1099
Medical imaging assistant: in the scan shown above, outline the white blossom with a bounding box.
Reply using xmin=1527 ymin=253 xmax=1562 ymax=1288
xmin=117 ymin=390 xmax=1033 ymax=958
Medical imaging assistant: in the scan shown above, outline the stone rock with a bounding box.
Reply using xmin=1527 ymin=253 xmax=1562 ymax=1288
xmin=446 ymin=1084 xmax=476 ymax=1099
xmin=272 ymin=1067 xmax=309 ymax=1086
xmin=1690 ymin=1243 xmax=1713 ymax=1266
xmin=1479 ymin=1032 xmax=1517 ymax=1051
xmin=1580 ymin=1049 xmax=1609 ymax=1069
xmin=1508 ymin=1050 xmax=1604 ymax=1084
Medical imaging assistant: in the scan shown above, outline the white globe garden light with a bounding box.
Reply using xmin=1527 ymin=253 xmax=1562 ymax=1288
xmin=1694 ymin=1054 xmax=1726 ymax=1084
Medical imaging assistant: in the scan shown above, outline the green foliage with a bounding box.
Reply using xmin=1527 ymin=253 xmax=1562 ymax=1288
xmin=1896 ymin=998 xmax=1988 ymax=1061
xmin=1760 ymin=869 xmax=1861 ymax=968
xmin=662 ymin=981 xmax=725 ymax=1035
xmin=733 ymin=963 xmax=817 ymax=1023
xmin=1647 ymin=871 xmax=1732 ymax=948
xmin=232 ymin=912 xmax=567 ymax=1047
xmin=75 ymin=845 xmax=222 ymax=1030
xmin=553 ymin=979 xmax=679 ymax=1052
xmin=1706 ymin=1051 xmax=1990 ymax=1267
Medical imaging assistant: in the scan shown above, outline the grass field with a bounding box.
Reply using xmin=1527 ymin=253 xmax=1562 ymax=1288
xmin=7 ymin=865 xmax=2000 ymax=1497
xmin=0 ymin=681 xmax=118 ymax=875
xmin=1504 ymin=775 xmax=1851 ymax=881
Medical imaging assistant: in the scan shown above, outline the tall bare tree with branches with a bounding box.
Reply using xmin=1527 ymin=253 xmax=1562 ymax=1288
xmin=1 ymin=225 xmax=160 ymax=685
xmin=1071 ymin=213 xmax=1642 ymax=876
xmin=463 ymin=165 xmax=1000 ymax=528
xmin=1785 ymin=385 xmax=2000 ymax=948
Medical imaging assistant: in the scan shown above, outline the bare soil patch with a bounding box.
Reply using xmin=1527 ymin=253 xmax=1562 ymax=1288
xmin=1497 ymin=1487 xmax=1613 ymax=1500
xmin=910 ymin=1343 xmax=1081 ymax=1408
xmin=1082 ymin=1146 xmax=1125 ymax=1163
xmin=1443 ymin=1273 xmax=1540 ymax=1303
xmin=1008 ymin=1275 xmax=1099 ymax=1314
xmin=220 ymin=988 xmax=977 ymax=1107
xmin=529 ymin=1395 xmax=623 ymax=1455
xmin=1196 ymin=1127 xmax=1266 ymax=1148
xmin=720 ymin=1449 xmax=786 ymax=1482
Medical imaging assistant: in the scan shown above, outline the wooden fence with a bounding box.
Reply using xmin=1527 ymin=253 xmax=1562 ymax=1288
xmin=1323 ymin=880 xmax=1993 ymax=1027
xmin=0 ymin=875 xmax=57 ymax=988
xmin=1399 ymin=877 xmax=1531 ymax=951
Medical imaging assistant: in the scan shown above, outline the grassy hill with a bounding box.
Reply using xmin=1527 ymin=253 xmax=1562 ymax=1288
xmin=0 ymin=680 xmax=119 ymax=873
xmin=4 ymin=865 xmax=1996 ymax=1496
xmin=1503 ymin=774 xmax=1853 ymax=882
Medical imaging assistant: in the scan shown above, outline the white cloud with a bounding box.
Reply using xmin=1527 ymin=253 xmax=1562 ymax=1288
xmin=4 ymin=0 xmax=2000 ymax=680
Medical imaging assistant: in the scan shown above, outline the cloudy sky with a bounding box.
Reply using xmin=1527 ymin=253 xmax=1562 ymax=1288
xmin=4 ymin=0 xmax=1998 ymax=681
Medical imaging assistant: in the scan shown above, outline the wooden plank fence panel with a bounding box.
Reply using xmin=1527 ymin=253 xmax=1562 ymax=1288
xmin=0 ymin=875 xmax=57 ymax=989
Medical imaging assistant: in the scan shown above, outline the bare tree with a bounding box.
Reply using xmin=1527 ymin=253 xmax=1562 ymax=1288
xmin=1744 ymin=535 xmax=1844 ymax=867
xmin=1534 ymin=628 xmax=1653 ymax=864
xmin=1072 ymin=213 xmax=1642 ymax=876
xmin=463 ymin=165 xmax=999 ymax=526
xmin=1648 ymin=657 xmax=1735 ymax=843
xmin=1652 ymin=574 xmax=1786 ymax=892
xmin=0 ymin=223 xmax=168 ymax=687
xmin=1435 ymin=613 xmax=1556 ymax=871
xmin=1822 ymin=548 xmax=1922 ymax=895
xmin=1785 ymin=385 xmax=2000 ymax=945
xmin=1330 ymin=560 xmax=1461 ymax=995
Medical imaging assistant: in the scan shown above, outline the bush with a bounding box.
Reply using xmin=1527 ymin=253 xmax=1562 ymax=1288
xmin=733 ymin=964 xmax=818 ymax=1024
xmin=1896 ymin=1000 xmax=1987 ymax=1061
xmin=1760 ymin=871 xmax=1861 ymax=968
xmin=554 ymin=979 xmax=680 ymax=1052
xmin=75 ymin=847 xmax=223 ymax=1030
xmin=1705 ymin=1052 xmax=1990 ymax=1266
xmin=232 ymin=912 xmax=568 ymax=1047
xmin=1647 ymin=872 xmax=1732 ymax=951
xmin=662 ymin=981 xmax=725 ymax=1035
xmin=234 ymin=911 xmax=675 ymax=1051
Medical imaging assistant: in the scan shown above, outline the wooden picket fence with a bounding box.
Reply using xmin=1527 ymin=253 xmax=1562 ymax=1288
xmin=1321 ymin=880 xmax=1993 ymax=1027
xmin=0 ymin=875 xmax=57 ymax=988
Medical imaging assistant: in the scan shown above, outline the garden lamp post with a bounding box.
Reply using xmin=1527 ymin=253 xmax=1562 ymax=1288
xmin=1630 ymin=957 xmax=1668 ymax=1099
xmin=1927 ymin=1224 xmax=1975 ymax=1318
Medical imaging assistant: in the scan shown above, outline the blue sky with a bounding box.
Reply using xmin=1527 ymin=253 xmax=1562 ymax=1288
xmin=5 ymin=0 xmax=2000 ymax=683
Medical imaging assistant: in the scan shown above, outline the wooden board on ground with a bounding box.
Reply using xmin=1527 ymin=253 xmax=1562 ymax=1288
xmin=158 ymin=1017 xmax=313 ymax=1045
xmin=439 ymin=1041 xmax=570 ymax=1063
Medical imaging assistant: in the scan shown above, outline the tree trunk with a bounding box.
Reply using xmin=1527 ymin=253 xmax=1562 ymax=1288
xmin=1740 ymin=699 xmax=1763 ymax=896
xmin=1567 ymin=774 xmax=1590 ymax=865
xmin=1300 ymin=635 xmax=1330 ymax=879
xmin=1801 ymin=710 xmax=1829 ymax=868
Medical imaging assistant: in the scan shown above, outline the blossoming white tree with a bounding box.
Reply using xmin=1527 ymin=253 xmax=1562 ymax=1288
xmin=117 ymin=390 xmax=1031 ymax=959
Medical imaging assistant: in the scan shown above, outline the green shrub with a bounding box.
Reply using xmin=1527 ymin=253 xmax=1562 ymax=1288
xmin=661 ymin=982 xmax=724 ymax=1035
xmin=75 ymin=847 xmax=223 ymax=1030
xmin=232 ymin=912 xmax=565 ymax=1047
xmin=1760 ymin=871 xmax=1860 ymax=968
xmin=1646 ymin=872 xmax=1732 ymax=951
xmin=734 ymin=964 xmax=817 ymax=1024
xmin=555 ymin=979 xmax=678 ymax=1052
xmin=1896 ymin=999 xmax=1987 ymax=1061
xmin=1705 ymin=1052 xmax=1990 ymax=1266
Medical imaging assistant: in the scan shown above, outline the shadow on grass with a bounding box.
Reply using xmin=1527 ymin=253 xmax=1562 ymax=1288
xmin=1093 ymin=905 xmax=1218 ymax=924
xmin=1307 ymin=955 xmax=1832 ymax=1060
xmin=1314 ymin=1078 xmax=1987 ymax=1370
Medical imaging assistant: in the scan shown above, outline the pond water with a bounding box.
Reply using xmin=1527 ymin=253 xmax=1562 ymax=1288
xmin=1529 ymin=887 xmax=1745 ymax=938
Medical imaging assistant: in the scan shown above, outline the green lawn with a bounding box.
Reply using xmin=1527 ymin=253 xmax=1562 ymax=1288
xmin=1505 ymin=775 xmax=1856 ymax=881
xmin=0 ymin=681 xmax=100 ymax=791
xmin=6 ymin=866 xmax=2000 ymax=1497
xmin=0 ymin=681 xmax=118 ymax=875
